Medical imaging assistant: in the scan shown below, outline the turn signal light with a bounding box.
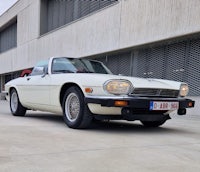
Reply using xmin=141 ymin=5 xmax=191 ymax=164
xmin=85 ymin=88 xmax=93 ymax=93
xmin=114 ymin=100 xmax=128 ymax=107
xmin=188 ymin=102 xmax=193 ymax=107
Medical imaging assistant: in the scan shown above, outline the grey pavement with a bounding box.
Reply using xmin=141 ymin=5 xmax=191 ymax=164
xmin=0 ymin=99 xmax=200 ymax=172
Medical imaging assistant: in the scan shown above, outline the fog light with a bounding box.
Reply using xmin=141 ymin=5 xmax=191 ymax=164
xmin=188 ymin=102 xmax=193 ymax=107
xmin=114 ymin=100 xmax=128 ymax=107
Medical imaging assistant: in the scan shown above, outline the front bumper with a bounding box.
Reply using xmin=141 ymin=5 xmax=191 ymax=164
xmin=85 ymin=96 xmax=195 ymax=113
xmin=85 ymin=96 xmax=195 ymax=121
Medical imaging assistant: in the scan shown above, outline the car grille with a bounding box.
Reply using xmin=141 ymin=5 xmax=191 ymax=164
xmin=130 ymin=88 xmax=179 ymax=98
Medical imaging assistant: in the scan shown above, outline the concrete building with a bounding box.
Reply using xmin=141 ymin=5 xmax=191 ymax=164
xmin=0 ymin=0 xmax=200 ymax=98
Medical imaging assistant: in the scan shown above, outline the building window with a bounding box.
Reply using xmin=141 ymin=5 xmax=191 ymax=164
xmin=0 ymin=18 xmax=17 ymax=53
xmin=40 ymin=0 xmax=118 ymax=35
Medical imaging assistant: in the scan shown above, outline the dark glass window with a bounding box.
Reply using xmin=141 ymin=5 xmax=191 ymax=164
xmin=0 ymin=21 xmax=17 ymax=53
xmin=40 ymin=0 xmax=118 ymax=34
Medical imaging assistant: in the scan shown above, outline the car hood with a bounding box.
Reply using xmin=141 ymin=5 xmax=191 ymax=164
xmin=73 ymin=73 xmax=182 ymax=90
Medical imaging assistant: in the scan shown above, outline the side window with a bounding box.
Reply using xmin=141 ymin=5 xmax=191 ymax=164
xmin=30 ymin=66 xmax=45 ymax=76
xmin=30 ymin=60 xmax=48 ymax=76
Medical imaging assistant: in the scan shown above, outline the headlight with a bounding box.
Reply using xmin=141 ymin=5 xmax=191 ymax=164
xmin=180 ymin=83 xmax=189 ymax=97
xmin=104 ymin=80 xmax=133 ymax=95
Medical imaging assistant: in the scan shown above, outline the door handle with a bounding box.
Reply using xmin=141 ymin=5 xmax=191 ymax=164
xmin=27 ymin=77 xmax=31 ymax=81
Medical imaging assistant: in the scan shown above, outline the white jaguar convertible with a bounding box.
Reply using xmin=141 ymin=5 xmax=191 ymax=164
xmin=5 ymin=57 xmax=195 ymax=129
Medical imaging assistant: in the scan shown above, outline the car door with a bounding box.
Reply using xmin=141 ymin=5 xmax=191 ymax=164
xmin=24 ymin=75 xmax=50 ymax=106
xmin=19 ymin=64 xmax=51 ymax=110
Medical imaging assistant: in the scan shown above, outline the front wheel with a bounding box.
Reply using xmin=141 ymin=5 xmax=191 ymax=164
xmin=10 ymin=89 xmax=26 ymax=116
xmin=140 ymin=120 xmax=167 ymax=128
xmin=62 ymin=86 xmax=92 ymax=129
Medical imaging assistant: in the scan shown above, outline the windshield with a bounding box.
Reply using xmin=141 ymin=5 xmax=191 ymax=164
xmin=51 ymin=57 xmax=112 ymax=74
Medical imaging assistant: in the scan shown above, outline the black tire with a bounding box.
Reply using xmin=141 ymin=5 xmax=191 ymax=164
xmin=62 ymin=86 xmax=92 ymax=129
xmin=10 ymin=89 xmax=26 ymax=116
xmin=140 ymin=120 xmax=167 ymax=128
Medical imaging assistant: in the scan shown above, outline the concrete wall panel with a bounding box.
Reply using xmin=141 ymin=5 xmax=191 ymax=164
xmin=119 ymin=0 xmax=200 ymax=48
xmin=18 ymin=0 xmax=40 ymax=45
xmin=0 ymin=48 xmax=16 ymax=73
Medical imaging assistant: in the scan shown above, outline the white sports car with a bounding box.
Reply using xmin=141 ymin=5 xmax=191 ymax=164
xmin=5 ymin=57 xmax=195 ymax=129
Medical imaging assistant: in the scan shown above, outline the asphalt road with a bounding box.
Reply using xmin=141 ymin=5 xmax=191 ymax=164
xmin=0 ymin=100 xmax=200 ymax=172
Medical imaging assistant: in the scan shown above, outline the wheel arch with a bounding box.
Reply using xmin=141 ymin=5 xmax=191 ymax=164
xmin=9 ymin=86 xmax=27 ymax=116
xmin=8 ymin=86 xmax=21 ymax=102
xmin=59 ymin=83 xmax=84 ymax=106
xmin=9 ymin=86 xmax=18 ymax=97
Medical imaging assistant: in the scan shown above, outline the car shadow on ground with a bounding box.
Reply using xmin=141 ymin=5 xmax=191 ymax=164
xmin=88 ymin=120 xmax=192 ymax=135
xmin=23 ymin=112 xmax=193 ymax=135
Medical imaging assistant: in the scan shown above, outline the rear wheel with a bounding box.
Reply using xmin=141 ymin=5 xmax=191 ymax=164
xmin=10 ymin=89 xmax=26 ymax=116
xmin=140 ymin=120 xmax=167 ymax=128
xmin=62 ymin=86 xmax=92 ymax=129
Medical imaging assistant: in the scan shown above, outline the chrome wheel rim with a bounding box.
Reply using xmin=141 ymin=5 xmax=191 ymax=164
xmin=65 ymin=93 xmax=80 ymax=122
xmin=11 ymin=91 xmax=18 ymax=113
